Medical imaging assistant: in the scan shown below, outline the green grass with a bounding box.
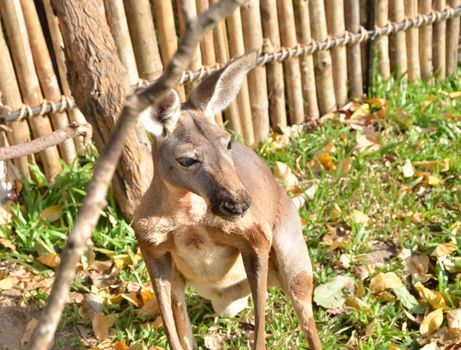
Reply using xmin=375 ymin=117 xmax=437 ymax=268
xmin=1 ymin=72 xmax=461 ymax=349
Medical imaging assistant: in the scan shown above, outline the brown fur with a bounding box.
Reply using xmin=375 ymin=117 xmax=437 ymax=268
xmin=291 ymin=271 xmax=312 ymax=301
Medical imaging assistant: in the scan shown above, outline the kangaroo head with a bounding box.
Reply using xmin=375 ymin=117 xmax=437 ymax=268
xmin=139 ymin=52 xmax=257 ymax=221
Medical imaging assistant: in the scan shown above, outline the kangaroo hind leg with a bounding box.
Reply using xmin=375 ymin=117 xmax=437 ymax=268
xmin=272 ymin=216 xmax=322 ymax=350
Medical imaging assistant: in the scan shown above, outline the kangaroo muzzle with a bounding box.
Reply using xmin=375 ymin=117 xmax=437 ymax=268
xmin=213 ymin=189 xmax=251 ymax=221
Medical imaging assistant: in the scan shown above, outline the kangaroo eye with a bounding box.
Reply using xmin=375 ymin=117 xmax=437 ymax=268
xmin=227 ymin=140 xmax=232 ymax=150
xmin=177 ymin=157 xmax=199 ymax=167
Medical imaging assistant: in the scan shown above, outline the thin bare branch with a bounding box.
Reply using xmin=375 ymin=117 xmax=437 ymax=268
xmin=26 ymin=1 xmax=243 ymax=349
xmin=0 ymin=122 xmax=91 ymax=161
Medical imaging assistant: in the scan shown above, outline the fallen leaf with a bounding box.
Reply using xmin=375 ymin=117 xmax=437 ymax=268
xmin=356 ymin=134 xmax=381 ymax=153
xmin=36 ymin=253 xmax=61 ymax=269
xmin=370 ymin=272 xmax=403 ymax=293
xmin=447 ymin=309 xmax=461 ymax=329
xmin=92 ymin=311 xmax=116 ymax=340
xmin=402 ymin=159 xmax=415 ymax=178
xmin=313 ymin=275 xmax=354 ymax=309
xmin=273 ymin=161 xmax=298 ymax=190
xmin=350 ymin=103 xmax=371 ymax=119
xmin=448 ymin=91 xmax=461 ymax=99
xmin=345 ymin=296 xmax=370 ymax=312
xmin=419 ymin=343 xmax=440 ymax=350
xmin=21 ymin=318 xmax=38 ymax=345
xmin=0 ymin=277 xmax=15 ymax=290
xmin=414 ymin=282 xmax=448 ymax=310
xmin=121 ymin=292 xmax=143 ymax=308
xmin=40 ymin=205 xmax=63 ymax=222
xmin=350 ymin=209 xmax=370 ymax=226
xmin=403 ymin=253 xmax=432 ymax=283
xmin=112 ymin=254 xmax=132 ymax=269
xmin=0 ymin=237 xmax=16 ymax=252
xmin=392 ymin=286 xmax=422 ymax=313
xmin=316 ymin=153 xmax=336 ymax=171
xmin=128 ymin=343 xmax=147 ymax=350
xmin=114 ymin=340 xmax=128 ymax=350
xmin=420 ymin=308 xmax=444 ymax=337
xmin=427 ymin=175 xmax=443 ymax=186
xmin=413 ymin=159 xmax=450 ymax=172
xmin=432 ymin=242 xmax=457 ymax=258
xmin=204 ymin=334 xmax=224 ymax=350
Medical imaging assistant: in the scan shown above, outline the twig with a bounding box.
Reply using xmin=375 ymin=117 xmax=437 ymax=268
xmin=26 ymin=1 xmax=243 ymax=349
xmin=0 ymin=122 xmax=91 ymax=161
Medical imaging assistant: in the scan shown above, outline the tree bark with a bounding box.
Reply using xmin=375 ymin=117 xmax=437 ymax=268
xmin=52 ymin=0 xmax=153 ymax=220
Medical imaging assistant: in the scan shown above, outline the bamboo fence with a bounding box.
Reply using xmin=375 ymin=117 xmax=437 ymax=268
xmin=1 ymin=0 xmax=461 ymax=181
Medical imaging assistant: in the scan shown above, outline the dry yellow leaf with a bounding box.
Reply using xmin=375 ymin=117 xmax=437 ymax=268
xmin=448 ymin=91 xmax=461 ymax=99
xmin=40 ymin=205 xmax=63 ymax=222
xmin=0 ymin=237 xmax=16 ymax=252
xmin=356 ymin=134 xmax=381 ymax=153
xmin=316 ymin=153 xmax=336 ymax=171
xmin=36 ymin=254 xmax=61 ymax=269
xmin=140 ymin=287 xmax=156 ymax=305
xmin=432 ymin=242 xmax=457 ymax=258
xmin=273 ymin=161 xmax=299 ymax=190
xmin=350 ymin=103 xmax=371 ymax=119
xmin=350 ymin=210 xmax=370 ymax=226
xmin=0 ymin=277 xmax=14 ymax=290
xmin=447 ymin=309 xmax=461 ymax=329
xmin=345 ymin=296 xmax=370 ymax=312
xmin=92 ymin=311 xmax=116 ymax=340
xmin=427 ymin=175 xmax=443 ymax=186
xmin=414 ymin=282 xmax=448 ymax=310
xmin=402 ymin=159 xmax=415 ymax=178
xmin=112 ymin=254 xmax=132 ymax=268
xmin=370 ymin=272 xmax=403 ymax=293
xmin=121 ymin=292 xmax=143 ymax=308
xmin=413 ymin=159 xmax=450 ymax=172
xmin=420 ymin=308 xmax=444 ymax=337
xmin=114 ymin=340 xmax=128 ymax=350
xmin=106 ymin=294 xmax=123 ymax=306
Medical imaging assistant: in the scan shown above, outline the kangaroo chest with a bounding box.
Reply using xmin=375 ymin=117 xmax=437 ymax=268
xmin=170 ymin=226 xmax=247 ymax=287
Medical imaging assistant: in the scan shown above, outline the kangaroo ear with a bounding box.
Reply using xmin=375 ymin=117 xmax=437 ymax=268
xmin=139 ymin=90 xmax=180 ymax=137
xmin=187 ymin=51 xmax=257 ymax=118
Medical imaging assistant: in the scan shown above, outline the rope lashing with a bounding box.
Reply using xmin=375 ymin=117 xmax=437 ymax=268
xmin=2 ymin=5 xmax=461 ymax=122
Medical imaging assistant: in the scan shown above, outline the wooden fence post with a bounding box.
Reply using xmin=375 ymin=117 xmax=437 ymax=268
xmin=446 ymin=0 xmax=461 ymax=75
xmin=295 ymin=0 xmax=319 ymax=120
xmin=0 ymin=0 xmax=62 ymax=180
xmin=227 ymin=7 xmax=255 ymax=143
xmin=326 ymin=0 xmax=347 ymax=107
xmin=389 ymin=0 xmax=408 ymax=78
xmin=241 ymin=0 xmax=270 ymax=142
xmin=0 ymin=19 xmax=32 ymax=178
xmin=309 ymin=0 xmax=336 ymax=114
xmin=419 ymin=0 xmax=433 ymax=79
xmin=405 ymin=0 xmax=420 ymax=80
xmin=376 ymin=0 xmax=391 ymax=78
xmin=345 ymin=0 xmax=363 ymax=98
xmin=277 ymin=0 xmax=305 ymax=124
xmin=209 ymin=0 xmax=242 ymax=136
xmin=124 ymin=0 xmax=163 ymax=81
xmin=260 ymin=0 xmax=288 ymax=129
xmin=433 ymin=0 xmax=447 ymax=79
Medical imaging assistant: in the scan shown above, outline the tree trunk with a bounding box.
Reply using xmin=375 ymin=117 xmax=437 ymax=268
xmin=51 ymin=0 xmax=153 ymax=220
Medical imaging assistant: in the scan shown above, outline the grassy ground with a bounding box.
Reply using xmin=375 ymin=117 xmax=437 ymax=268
xmin=1 ymin=74 xmax=461 ymax=350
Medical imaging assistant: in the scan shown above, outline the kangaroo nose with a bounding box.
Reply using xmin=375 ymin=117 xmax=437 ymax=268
xmin=223 ymin=200 xmax=244 ymax=215
xmin=220 ymin=192 xmax=251 ymax=219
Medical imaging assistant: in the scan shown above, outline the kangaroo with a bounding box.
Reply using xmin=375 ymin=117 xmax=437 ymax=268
xmin=133 ymin=52 xmax=322 ymax=350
